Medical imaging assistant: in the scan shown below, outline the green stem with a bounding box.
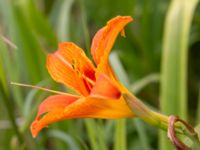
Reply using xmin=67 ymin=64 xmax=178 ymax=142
xmin=123 ymin=93 xmax=200 ymax=147
xmin=123 ymin=93 xmax=169 ymax=130
xmin=123 ymin=93 xmax=188 ymax=134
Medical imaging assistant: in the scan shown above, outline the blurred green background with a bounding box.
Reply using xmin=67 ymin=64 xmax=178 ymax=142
xmin=0 ymin=0 xmax=200 ymax=149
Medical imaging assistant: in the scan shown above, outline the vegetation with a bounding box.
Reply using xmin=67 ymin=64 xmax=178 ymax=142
xmin=0 ymin=0 xmax=200 ymax=149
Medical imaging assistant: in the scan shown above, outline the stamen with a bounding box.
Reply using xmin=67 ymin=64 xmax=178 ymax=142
xmin=11 ymin=82 xmax=78 ymax=97
xmin=82 ymin=74 xmax=95 ymax=85
xmin=55 ymin=53 xmax=73 ymax=69
xmin=71 ymin=59 xmax=95 ymax=86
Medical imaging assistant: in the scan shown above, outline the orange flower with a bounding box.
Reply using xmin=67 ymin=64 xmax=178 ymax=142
xmin=31 ymin=16 xmax=134 ymax=138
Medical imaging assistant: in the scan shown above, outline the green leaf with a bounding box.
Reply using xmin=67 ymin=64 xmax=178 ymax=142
xmin=159 ymin=0 xmax=199 ymax=149
xmin=196 ymin=87 xmax=200 ymax=123
xmin=47 ymin=129 xmax=80 ymax=150
xmin=49 ymin=0 xmax=74 ymax=41
xmin=110 ymin=52 xmax=150 ymax=150
xmin=130 ymin=73 xmax=159 ymax=94
xmin=114 ymin=120 xmax=126 ymax=150
xmin=85 ymin=119 xmax=107 ymax=150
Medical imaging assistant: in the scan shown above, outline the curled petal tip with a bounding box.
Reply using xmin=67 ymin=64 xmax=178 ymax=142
xmin=30 ymin=95 xmax=79 ymax=137
xmin=91 ymin=15 xmax=133 ymax=65
xmin=109 ymin=16 xmax=133 ymax=23
xmin=31 ymin=120 xmax=39 ymax=138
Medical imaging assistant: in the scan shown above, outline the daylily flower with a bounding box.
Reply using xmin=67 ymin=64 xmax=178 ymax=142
xmin=31 ymin=16 xmax=135 ymax=138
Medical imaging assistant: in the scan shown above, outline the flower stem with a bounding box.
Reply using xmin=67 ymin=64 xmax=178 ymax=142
xmin=123 ymin=93 xmax=200 ymax=149
xmin=123 ymin=93 xmax=169 ymax=130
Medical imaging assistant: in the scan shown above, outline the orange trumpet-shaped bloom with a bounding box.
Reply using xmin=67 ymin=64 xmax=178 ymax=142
xmin=31 ymin=16 xmax=134 ymax=138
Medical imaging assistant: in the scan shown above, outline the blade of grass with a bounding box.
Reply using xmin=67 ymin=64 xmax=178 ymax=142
xmin=114 ymin=120 xmax=126 ymax=150
xmin=19 ymin=0 xmax=58 ymax=48
xmin=49 ymin=0 xmax=74 ymax=41
xmin=0 ymin=0 xmax=27 ymax=112
xmin=75 ymin=134 xmax=90 ymax=150
xmin=133 ymin=119 xmax=149 ymax=150
xmin=85 ymin=119 xmax=107 ymax=150
xmin=80 ymin=0 xmax=91 ymax=54
xmin=159 ymin=0 xmax=199 ymax=149
xmin=130 ymin=73 xmax=160 ymax=94
xmin=47 ymin=130 xmax=80 ymax=150
xmin=0 ymin=81 xmax=23 ymax=146
xmin=0 ymin=37 xmax=24 ymax=111
xmin=96 ymin=120 xmax=107 ymax=150
xmin=85 ymin=119 xmax=100 ymax=150
xmin=110 ymin=52 xmax=127 ymax=150
xmin=6 ymin=0 xmax=47 ymax=83
xmin=197 ymin=87 xmax=200 ymax=124
xmin=0 ymin=44 xmax=8 ymax=96
xmin=110 ymin=52 xmax=150 ymax=150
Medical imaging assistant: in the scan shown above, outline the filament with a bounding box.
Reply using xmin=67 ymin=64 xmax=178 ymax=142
xmin=11 ymin=82 xmax=78 ymax=97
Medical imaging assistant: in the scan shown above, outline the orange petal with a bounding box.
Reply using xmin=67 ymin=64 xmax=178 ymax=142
xmin=62 ymin=96 xmax=134 ymax=119
xmin=36 ymin=94 xmax=80 ymax=119
xmin=85 ymin=97 xmax=134 ymax=119
xmin=31 ymin=94 xmax=80 ymax=137
xmin=31 ymin=109 xmax=66 ymax=138
xmin=91 ymin=16 xmax=133 ymax=65
xmin=31 ymin=95 xmax=134 ymax=137
xmin=95 ymin=56 xmax=117 ymax=81
xmin=90 ymin=74 xmax=121 ymax=99
xmin=47 ymin=42 xmax=95 ymax=96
